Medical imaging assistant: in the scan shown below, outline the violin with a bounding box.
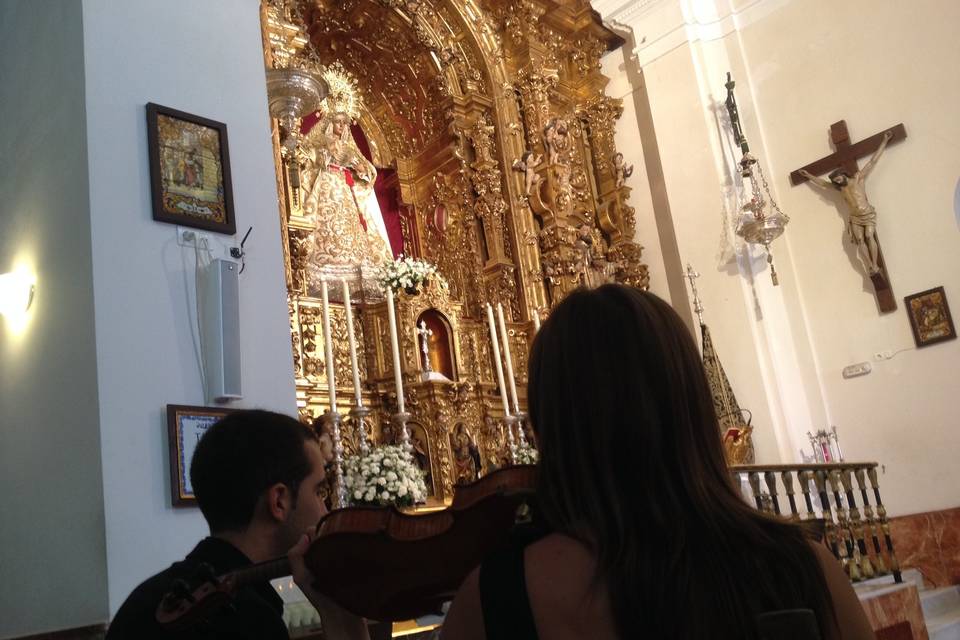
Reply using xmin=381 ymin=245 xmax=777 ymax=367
xmin=156 ymin=465 xmax=537 ymax=629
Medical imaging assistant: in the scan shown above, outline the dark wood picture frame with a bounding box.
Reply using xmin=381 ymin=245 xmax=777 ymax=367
xmin=166 ymin=404 xmax=233 ymax=506
xmin=904 ymin=286 xmax=956 ymax=348
xmin=146 ymin=103 xmax=236 ymax=234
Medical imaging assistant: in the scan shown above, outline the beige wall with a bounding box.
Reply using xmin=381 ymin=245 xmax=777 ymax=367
xmin=601 ymin=0 xmax=960 ymax=516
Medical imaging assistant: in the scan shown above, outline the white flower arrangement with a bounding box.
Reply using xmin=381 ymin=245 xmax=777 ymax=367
xmin=342 ymin=444 xmax=429 ymax=507
xmin=377 ymin=255 xmax=444 ymax=294
xmin=513 ymin=441 xmax=539 ymax=465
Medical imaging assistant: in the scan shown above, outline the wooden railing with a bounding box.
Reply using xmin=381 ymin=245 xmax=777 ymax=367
xmin=730 ymin=462 xmax=902 ymax=583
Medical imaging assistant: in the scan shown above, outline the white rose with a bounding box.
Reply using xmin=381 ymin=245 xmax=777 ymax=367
xmin=381 ymin=491 xmax=391 ymax=501
xmin=386 ymin=471 xmax=398 ymax=481
xmin=353 ymin=490 xmax=363 ymax=500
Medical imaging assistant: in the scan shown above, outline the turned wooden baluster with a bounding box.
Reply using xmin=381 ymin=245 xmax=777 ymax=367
xmin=855 ymin=467 xmax=888 ymax=576
xmin=813 ymin=470 xmax=840 ymax=561
xmin=764 ymin=471 xmax=781 ymax=516
xmin=747 ymin=471 xmax=764 ymax=511
xmin=781 ymin=470 xmax=800 ymax=521
xmin=799 ymin=470 xmax=816 ymax=519
xmin=830 ymin=468 xmax=862 ymax=581
xmin=841 ymin=467 xmax=874 ymax=579
xmin=867 ymin=466 xmax=903 ymax=583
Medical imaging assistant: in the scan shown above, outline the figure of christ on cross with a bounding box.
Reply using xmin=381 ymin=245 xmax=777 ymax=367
xmin=790 ymin=120 xmax=906 ymax=313
xmin=799 ymin=130 xmax=892 ymax=275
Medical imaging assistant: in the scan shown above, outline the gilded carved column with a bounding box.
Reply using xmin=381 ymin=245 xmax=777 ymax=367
xmin=579 ymin=95 xmax=650 ymax=290
xmin=514 ymin=69 xmax=557 ymax=155
xmin=447 ymin=92 xmax=521 ymax=317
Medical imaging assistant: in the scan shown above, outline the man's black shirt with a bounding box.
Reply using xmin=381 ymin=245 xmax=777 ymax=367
xmin=106 ymin=537 xmax=289 ymax=639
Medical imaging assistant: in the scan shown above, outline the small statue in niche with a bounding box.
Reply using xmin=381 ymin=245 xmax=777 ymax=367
xmin=574 ymin=223 xmax=595 ymax=271
xmin=574 ymin=223 xmax=614 ymax=288
xmin=450 ymin=424 xmax=481 ymax=485
xmin=613 ymin=152 xmax=634 ymax=188
xmin=512 ymin=151 xmax=543 ymax=196
xmin=543 ymin=117 xmax=571 ymax=165
xmin=481 ymin=413 xmax=507 ymax=472
xmin=408 ymin=425 xmax=433 ymax=494
xmin=798 ymin=130 xmax=893 ymax=275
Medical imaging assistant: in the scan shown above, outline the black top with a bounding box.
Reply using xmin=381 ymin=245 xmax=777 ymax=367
xmin=478 ymin=523 xmax=547 ymax=640
xmin=106 ymin=537 xmax=288 ymax=640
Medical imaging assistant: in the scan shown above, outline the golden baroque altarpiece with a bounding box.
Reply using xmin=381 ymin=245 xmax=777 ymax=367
xmin=261 ymin=0 xmax=648 ymax=503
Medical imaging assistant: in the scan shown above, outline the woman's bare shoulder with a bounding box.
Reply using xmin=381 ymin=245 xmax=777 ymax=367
xmin=809 ymin=542 xmax=876 ymax=640
xmin=525 ymin=534 xmax=619 ymax=639
xmin=440 ymin=566 xmax=484 ymax=640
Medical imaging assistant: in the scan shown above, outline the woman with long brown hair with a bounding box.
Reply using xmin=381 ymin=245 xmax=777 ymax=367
xmin=442 ymin=285 xmax=873 ymax=639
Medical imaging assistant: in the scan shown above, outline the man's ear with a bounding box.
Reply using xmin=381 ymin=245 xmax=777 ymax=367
xmin=264 ymin=483 xmax=293 ymax=523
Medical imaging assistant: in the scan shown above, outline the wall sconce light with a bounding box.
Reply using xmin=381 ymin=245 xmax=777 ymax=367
xmin=0 ymin=269 xmax=36 ymax=317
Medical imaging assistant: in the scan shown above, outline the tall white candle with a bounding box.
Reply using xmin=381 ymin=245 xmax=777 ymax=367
xmin=341 ymin=279 xmax=363 ymax=408
xmin=496 ymin=303 xmax=520 ymax=414
xmin=385 ymin=287 xmax=405 ymax=414
xmin=320 ymin=277 xmax=337 ymax=410
xmin=486 ymin=303 xmax=512 ymax=417
xmin=532 ymin=309 xmax=541 ymax=333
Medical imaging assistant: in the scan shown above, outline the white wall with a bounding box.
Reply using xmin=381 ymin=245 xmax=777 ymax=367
xmin=599 ymin=0 xmax=960 ymax=516
xmin=0 ymin=2 xmax=109 ymax=637
xmin=735 ymin=0 xmax=960 ymax=516
xmin=81 ymin=0 xmax=298 ymax=614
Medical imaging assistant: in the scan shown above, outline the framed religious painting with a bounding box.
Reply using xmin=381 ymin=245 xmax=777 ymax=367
xmin=904 ymin=286 xmax=956 ymax=348
xmin=146 ymin=103 xmax=236 ymax=234
xmin=166 ymin=404 xmax=233 ymax=506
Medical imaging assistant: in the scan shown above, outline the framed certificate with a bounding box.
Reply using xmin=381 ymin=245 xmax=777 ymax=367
xmin=166 ymin=404 xmax=233 ymax=506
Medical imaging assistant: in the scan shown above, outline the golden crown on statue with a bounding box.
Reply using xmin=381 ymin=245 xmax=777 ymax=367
xmin=318 ymin=62 xmax=361 ymax=122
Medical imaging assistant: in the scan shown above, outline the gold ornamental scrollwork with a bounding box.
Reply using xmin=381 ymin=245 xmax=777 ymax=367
xmin=265 ymin=0 xmax=649 ymax=499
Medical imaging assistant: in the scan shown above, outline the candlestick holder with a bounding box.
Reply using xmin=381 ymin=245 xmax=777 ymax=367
xmin=830 ymin=425 xmax=844 ymax=462
xmin=391 ymin=410 xmax=412 ymax=452
xmin=502 ymin=414 xmax=519 ymax=465
xmin=512 ymin=411 xmax=530 ymax=448
xmin=321 ymin=409 xmax=347 ymax=508
xmin=348 ymin=404 xmax=371 ymax=456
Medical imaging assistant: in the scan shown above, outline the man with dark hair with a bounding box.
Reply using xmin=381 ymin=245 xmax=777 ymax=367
xmin=107 ymin=409 xmax=369 ymax=639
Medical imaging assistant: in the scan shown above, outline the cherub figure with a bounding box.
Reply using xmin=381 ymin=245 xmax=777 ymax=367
xmin=543 ymin=118 xmax=570 ymax=165
xmin=511 ymin=151 xmax=543 ymax=196
xmin=613 ymin=152 xmax=634 ymax=188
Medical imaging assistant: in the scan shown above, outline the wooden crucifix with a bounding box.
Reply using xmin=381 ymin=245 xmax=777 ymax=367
xmin=790 ymin=120 xmax=906 ymax=313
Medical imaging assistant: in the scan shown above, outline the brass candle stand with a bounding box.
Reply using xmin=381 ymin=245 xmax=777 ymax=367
xmin=321 ymin=408 xmax=347 ymax=508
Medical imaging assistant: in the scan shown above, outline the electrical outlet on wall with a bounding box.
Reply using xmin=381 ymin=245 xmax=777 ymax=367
xmin=177 ymin=226 xmax=211 ymax=248
xmin=873 ymin=350 xmax=894 ymax=361
xmin=842 ymin=362 xmax=872 ymax=379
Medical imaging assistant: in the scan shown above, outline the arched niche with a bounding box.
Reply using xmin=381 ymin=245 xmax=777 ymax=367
xmin=416 ymin=308 xmax=456 ymax=380
xmin=407 ymin=421 xmax=436 ymax=499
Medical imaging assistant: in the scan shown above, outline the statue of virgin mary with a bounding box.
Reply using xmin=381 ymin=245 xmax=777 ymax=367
xmin=298 ymin=66 xmax=392 ymax=296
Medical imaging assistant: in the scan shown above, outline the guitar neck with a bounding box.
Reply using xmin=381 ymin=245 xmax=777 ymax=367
xmin=229 ymin=557 xmax=292 ymax=587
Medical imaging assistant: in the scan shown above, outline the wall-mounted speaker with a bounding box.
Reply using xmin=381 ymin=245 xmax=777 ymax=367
xmin=200 ymin=258 xmax=242 ymax=402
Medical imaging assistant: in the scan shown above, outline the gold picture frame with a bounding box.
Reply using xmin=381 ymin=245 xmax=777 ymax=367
xmin=166 ymin=404 xmax=233 ymax=506
xmin=904 ymin=286 xmax=956 ymax=348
